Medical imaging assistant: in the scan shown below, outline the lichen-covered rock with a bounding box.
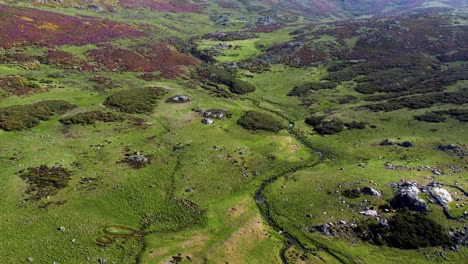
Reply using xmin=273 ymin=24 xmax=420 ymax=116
xmin=430 ymin=187 xmax=452 ymax=205
xmin=392 ymin=182 xmax=429 ymax=212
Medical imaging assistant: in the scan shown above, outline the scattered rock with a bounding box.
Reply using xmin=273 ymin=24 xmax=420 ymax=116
xmin=398 ymin=141 xmax=414 ymax=148
xmin=359 ymin=209 xmax=378 ymax=217
xmin=379 ymin=218 xmax=389 ymax=227
xmin=27 ymin=257 xmax=33 ymax=262
xmin=201 ymin=118 xmax=214 ymax=125
xmin=361 ymin=187 xmax=382 ymax=196
xmin=379 ymin=139 xmax=394 ymax=146
xmin=167 ymin=95 xmax=190 ymax=103
xmin=58 ymin=226 xmax=65 ymax=232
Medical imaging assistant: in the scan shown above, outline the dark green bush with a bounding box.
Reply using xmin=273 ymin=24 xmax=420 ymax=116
xmin=314 ymin=120 xmax=345 ymax=135
xmin=345 ymin=121 xmax=368 ymax=129
xmin=359 ymin=210 xmax=453 ymax=249
xmin=238 ymin=111 xmax=285 ymax=132
xmin=0 ymin=100 xmax=75 ymax=131
xmin=414 ymin=112 xmax=447 ymax=123
xmin=104 ymin=87 xmax=166 ymax=114
xmin=18 ymin=165 xmax=72 ymax=201
xmin=343 ymin=188 xmax=361 ymax=198
xmin=304 ymin=115 xmax=325 ymax=126
xmin=60 ymin=111 xmax=125 ymax=125
xmin=229 ymin=79 xmax=256 ymax=94
xmin=196 ymin=65 xmax=256 ymax=94
xmin=435 ymin=109 xmax=468 ymax=122
xmin=288 ymin=81 xmax=336 ymax=97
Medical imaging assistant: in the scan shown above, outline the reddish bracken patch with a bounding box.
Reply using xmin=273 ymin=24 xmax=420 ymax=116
xmin=88 ymin=44 xmax=199 ymax=78
xmin=0 ymin=75 xmax=40 ymax=96
xmin=139 ymin=44 xmax=200 ymax=78
xmin=44 ymin=50 xmax=92 ymax=71
xmin=88 ymin=48 xmax=152 ymax=72
xmin=217 ymin=1 xmax=238 ymax=9
xmin=119 ymin=0 xmax=200 ymax=13
xmin=0 ymin=4 xmax=143 ymax=48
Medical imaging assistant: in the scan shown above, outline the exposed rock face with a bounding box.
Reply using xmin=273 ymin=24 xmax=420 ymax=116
xmin=359 ymin=209 xmax=379 ymax=217
xmin=430 ymin=187 xmax=452 ymax=205
xmin=167 ymin=95 xmax=190 ymax=103
xmin=362 ymin=187 xmax=382 ymax=196
xmin=202 ymin=118 xmax=214 ymax=125
xmin=393 ymin=182 xmax=429 ymax=212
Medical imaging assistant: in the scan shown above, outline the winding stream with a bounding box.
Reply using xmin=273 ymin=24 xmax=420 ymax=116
xmin=247 ymin=97 xmax=354 ymax=263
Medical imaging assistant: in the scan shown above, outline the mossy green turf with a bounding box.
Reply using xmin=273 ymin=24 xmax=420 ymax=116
xmin=0 ymin=4 xmax=467 ymax=264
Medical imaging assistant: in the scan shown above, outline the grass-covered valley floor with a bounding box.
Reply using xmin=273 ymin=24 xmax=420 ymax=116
xmin=0 ymin=1 xmax=467 ymax=263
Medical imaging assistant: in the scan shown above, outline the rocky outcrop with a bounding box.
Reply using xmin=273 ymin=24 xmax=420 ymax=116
xmin=392 ymin=182 xmax=429 ymax=212
xmin=361 ymin=187 xmax=382 ymax=196
xmin=430 ymin=186 xmax=452 ymax=205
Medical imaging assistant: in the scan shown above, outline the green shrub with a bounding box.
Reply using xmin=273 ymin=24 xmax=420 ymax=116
xmin=0 ymin=100 xmax=75 ymax=131
xmin=238 ymin=111 xmax=285 ymax=132
xmin=288 ymin=81 xmax=336 ymax=97
xmin=196 ymin=65 xmax=255 ymax=94
xmin=358 ymin=210 xmax=453 ymax=249
xmin=60 ymin=111 xmax=125 ymax=125
xmin=304 ymin=115 xmax=325 ymax=126
xmin=18 ymin=165 xmax=72 ymax=201
xmin=229 ymin=79 xmax=256 ymax=94
xmin=414 ymin=112 xmax=447 ymax=123
xmin=314 ymin=120 xmax=345 ymax=135
xmin=343 ymin=188 xmax=361 ymax=198
xmin=104 ymin=87 xmax=166 ymax=114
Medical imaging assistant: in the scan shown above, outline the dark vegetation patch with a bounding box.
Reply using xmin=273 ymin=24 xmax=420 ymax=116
xmin=59 ymin=111 xmax=125 ymax=125
xmin=0 ymin=5 xmax=143 ymax=49
xmin=88 ymin=48 xmax=152 ymax=72
xmin=18 ymin=165 xmax=72 ymax=201
xmin=354 ymin=68 xmax=432 ymax=94
xmin=196 ymin=65 xmax=256 ymax=95
xmin=365 ymin=90 xmax=468 ymax=112
xmin=119 ymin=0 xmax=200 ymax=13
xmin=201 ymin=31 xmax=257 ymax=41
xmin=414 ymin=109 xmax=468 ymax=123
xmin=436 ymin=144 xmax=467 ymax=157
xmin=238 ymin=111 xmax=285 ymax=132
xmin=245 ymin=42 xmax=327 ymax=71
xmin=343 ymin=188 xmax=361 ymax=199
xmin=0 ymin=75 xmax=42 ymax=96
xmin=356 ymin=210 xmax=453 ymax=249
xmin=104 ymin=87 xmax=166 ymax=114
xmin=287 ymin=81 xmax=336 ymax=97
xmin=305 ymin=116 xmax=369 ymax=135
xmin=87 ymin=44 xmax=199 ymax=77
xmin=0 ymin=52 xmax=38 ymax=65
xmin=434 ymin=109 xmax=468 ymax=122
xmin=89 ymin=75 xmax=119 ymax=91
xmin=0 ymin=100 xmax=75 ymax=131
xmin=42 ymin=50 xmax=91 ymax=71
xmin=414 ymin=112 xmax=447 ymax=123
xmin=438 ymin=49 xmax=468 ymax=62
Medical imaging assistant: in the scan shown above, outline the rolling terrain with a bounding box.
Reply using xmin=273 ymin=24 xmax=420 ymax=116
xmin=0 ymin=1 xmax=467 ymax=263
